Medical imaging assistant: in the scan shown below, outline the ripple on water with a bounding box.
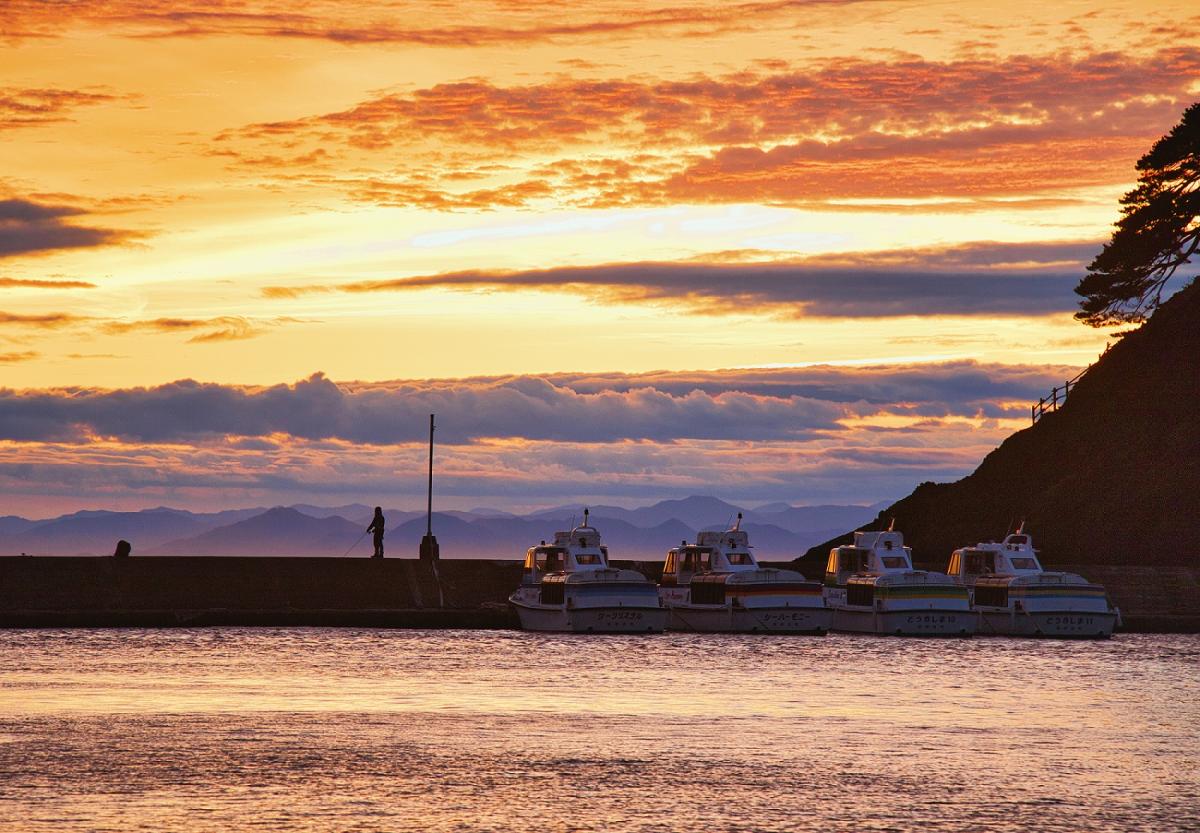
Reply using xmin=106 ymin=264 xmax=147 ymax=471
xmin=0 ymin=630 xmax=1197 ymax=833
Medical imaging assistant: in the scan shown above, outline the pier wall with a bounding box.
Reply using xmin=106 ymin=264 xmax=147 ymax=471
xmin=0 ymin=557 xmax=1194 ymax=631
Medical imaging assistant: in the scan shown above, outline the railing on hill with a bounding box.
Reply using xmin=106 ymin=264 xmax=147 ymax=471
xmin=1031 ymin=366 xmax=1089 ymax=424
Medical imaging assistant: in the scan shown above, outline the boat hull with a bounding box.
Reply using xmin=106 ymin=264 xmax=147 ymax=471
xmin=976 ymin=608 xmax=1117 ymax=638
xmin=832 ymin=606 xmax=977 ymax=636
xmin=510 ymin=598 xmax=667 ymax=633
xmin=668 ymin=604 xmax=831 ymax=634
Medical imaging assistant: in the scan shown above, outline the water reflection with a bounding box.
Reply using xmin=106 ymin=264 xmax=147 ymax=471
xmin=1 ymin=630 xmax=1197 ymax=832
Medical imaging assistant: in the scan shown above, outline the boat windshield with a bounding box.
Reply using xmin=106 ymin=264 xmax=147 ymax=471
xmin=834 ymin=548 xmax=868 ymax=573
xmin=726 ymin=553 xmax=753 ymax=565
xmin=880 ymin=556 xmax=908 ymax=569
xmin=576 ymin=553 xmax=603 ymax=565
xmin=964 ymin=550 xmax=996 ymax=574
xmin=1010 ymin=557 xmax=1038 ymax=570
xmin=535 ymin=548 xmax=567 ymax=571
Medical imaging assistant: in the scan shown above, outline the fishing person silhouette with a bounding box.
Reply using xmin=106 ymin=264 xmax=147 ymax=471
xmin=366 ymin=507 xmax=385 ymax=558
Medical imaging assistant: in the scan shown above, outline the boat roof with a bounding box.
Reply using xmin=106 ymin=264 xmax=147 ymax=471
xmin=672 ymin=513 xmax=758 ymax=572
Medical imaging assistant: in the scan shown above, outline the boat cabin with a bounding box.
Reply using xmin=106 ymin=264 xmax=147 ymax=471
xmin=695 ymin=527 xmax=757 ymax=569
xmin=825 ymin=530 xmax=913 ymax=586
xmin=662 ymin=514 xmax=759 ymax=585
xmin=521 ymin=510 xmax=611 ymax=583
xmin=661 ymin=543 xmax=712 ymax=585
xmin=946 ymin=532 xmax=1043 ymax=581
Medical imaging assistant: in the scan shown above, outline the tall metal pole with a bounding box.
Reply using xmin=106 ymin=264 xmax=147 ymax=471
xmin=419 ymin=413 xmax=439 ymax=561
xmin=426 ymin=413 xmax=435 ymax=538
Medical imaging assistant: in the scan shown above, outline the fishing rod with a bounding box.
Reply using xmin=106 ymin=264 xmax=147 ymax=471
xmin=341 ymin=528 xmax=369 ymax=558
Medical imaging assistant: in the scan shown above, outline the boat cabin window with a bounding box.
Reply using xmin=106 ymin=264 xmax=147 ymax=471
xmin=535 ymin=548 xmax=566 ymax=572
xmin=947 ymin=552 xmax=961 ymax=575
xmin=1010 ymin=557 xmax=1038 ymax=570
xmin=664 ymin=552 xmax=677 ymax=574
xmin=830 ymin=548 xmax=868 ymax=574
xmin=576 ymin=553 xmax=602 ymax=565
xmin=880 ymin=556 xmax=908 ymax=569
xmin=726 ymin=553 xmax=753 ymax=566
xmin=676 ymin=548 xmax=710 ymax=572
xmin=964 ymin=550 xmax=996 ymax=575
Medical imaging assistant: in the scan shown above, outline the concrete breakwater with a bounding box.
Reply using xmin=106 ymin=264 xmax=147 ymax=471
xmin=0 ymin=556 xmax=1195 ymax=631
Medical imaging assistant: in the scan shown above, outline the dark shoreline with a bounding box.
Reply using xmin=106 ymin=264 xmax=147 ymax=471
xmin=2 ymin=556 xmax=1196 ymax=633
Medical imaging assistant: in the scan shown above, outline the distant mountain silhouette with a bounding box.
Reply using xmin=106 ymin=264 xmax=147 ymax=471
xmin=800 ymin=279 xmax=1200 ymax=570
xmin=0 ymin=516 xmax=37 ymax=540
xmin=149 ymin=507 xmax=364 ymax=556
xmin=2 ymin=496 xmax=882 ymax=559
xmin=527 ymin=495 xmax=880 ymax=538
xmin=5 ymin=506 xmax=264 ymax=556
xmin=752 ymin=502 xmax=892 ymax=538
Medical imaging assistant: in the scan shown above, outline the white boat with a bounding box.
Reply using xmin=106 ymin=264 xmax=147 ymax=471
xmin=658 ymin=514 xmax=831 ymax=633
xmin=509 ymin=509 xmax=668 ymax=633
xmin=825 ymin=527 xmax=975 ymax=636
xmin=946 ymin=527 xmax=1120 ymax=638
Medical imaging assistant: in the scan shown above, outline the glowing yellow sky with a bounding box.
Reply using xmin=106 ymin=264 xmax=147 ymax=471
xmin=3 ymin=0 xmax=1195 ymax=388
xmin=0 ymin=1 xmax=1196 ymax=513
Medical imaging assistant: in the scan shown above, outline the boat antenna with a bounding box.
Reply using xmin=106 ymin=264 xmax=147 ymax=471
xmin=583 ymin=507 xmax=589 ymax=527
xmin=887 ymin=516 xmax=895 ymax=532
xmin=1016 ymin=518 xmax=1025 ymax=535
xmin=733 ymin=512 xmax=742 ymax=531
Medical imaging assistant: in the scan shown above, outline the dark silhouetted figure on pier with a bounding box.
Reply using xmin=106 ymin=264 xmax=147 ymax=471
xmin=366 ymin=507 xmax=385 ymax=558
xmin=113 ymin=540 xmax=131 ymax=558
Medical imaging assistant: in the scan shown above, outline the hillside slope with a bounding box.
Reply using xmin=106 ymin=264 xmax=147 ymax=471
xmin=802 ymin=280 xmax=1200 ymax=569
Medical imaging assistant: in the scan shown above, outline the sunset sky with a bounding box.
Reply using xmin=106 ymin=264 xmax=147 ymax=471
xmin=2 ymin=0 xmax=1198 ymax=516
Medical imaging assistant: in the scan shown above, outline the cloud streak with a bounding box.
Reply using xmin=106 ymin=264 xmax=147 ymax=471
xmin=0 ymin=198 xmax=133 ymax=259
xmin=0 ymin=87 xmax=119 ymax=130
xmin=0 ymin=277 xmax=96 ymax=289
xmin=1 ymin=0 xmax=870 ymax=46
xmin=99 ymin=316 xmax=297 ymax=343
xmin=0 ymin=311 xmax=300 ymax=344
xmin=263 ymin=240 xmax=1096 ymax=319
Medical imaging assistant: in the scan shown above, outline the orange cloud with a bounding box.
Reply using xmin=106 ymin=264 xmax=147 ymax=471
xmin=0 ymin=311 xmax=299 ymax=344
xmin=99 ymin=316 xmax=300 ymax=343
xmin=215 ymin=48 xmax=1200 ymax=210
xmin=0 ymin=277 xmax=96 ymax=288
xmin=0 ymin=87 xmax=119 ymax=130
xmin=0 ymin=311 xmax=87 ymax=328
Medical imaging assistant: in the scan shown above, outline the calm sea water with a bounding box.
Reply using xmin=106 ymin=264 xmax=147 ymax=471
xmin=1 ymin=629 xmax=1197 ymax=832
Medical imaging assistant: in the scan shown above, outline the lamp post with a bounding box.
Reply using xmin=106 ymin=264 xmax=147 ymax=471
xmin=419 ymin=413 xmax=439 ymax=561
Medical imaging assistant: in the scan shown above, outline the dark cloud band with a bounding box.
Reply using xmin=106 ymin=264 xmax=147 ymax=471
xmin=264 ymin=240 xmax=1098 ymax=318
xmin=0 ymin=361 xmax=1072 ymax=444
